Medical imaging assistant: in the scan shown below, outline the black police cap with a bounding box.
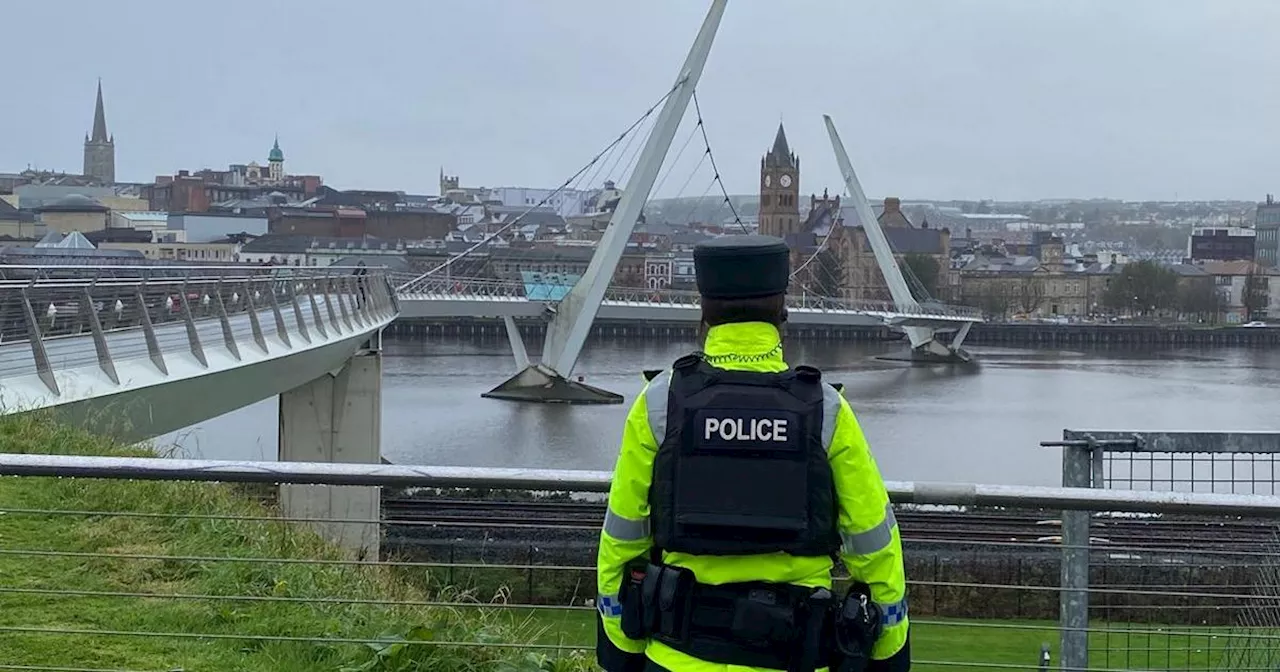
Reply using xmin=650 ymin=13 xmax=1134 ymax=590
xmin=693 ymin=234 xmax=791 ymax=299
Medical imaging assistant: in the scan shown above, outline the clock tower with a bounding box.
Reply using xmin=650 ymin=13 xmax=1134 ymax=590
xmin=759 ymin=122 xmax=799 ymax=238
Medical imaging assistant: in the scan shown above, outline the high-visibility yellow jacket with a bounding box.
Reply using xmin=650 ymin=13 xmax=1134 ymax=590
xmin=595 ymin=321 xmax=909 ymax=671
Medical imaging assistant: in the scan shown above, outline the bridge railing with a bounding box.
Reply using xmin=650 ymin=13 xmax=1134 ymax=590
xmin=394 ymin=273 xmax=984 ymax=319
xmin=0 ymin=265 xmax=399 ymax=394
xmin=0 ymin=449 xmax=1277 ymax=670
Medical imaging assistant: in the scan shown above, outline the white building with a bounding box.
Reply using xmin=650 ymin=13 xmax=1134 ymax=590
xmin=110 ymin=211 xmax=169 ymax=236
xmin=167 ymin=212 xmax=268 ymax=243
xmin=486 ymin=182 xmax=615 ymax=219
xmin=1200 ymin=260 xmax=1280 ymax=323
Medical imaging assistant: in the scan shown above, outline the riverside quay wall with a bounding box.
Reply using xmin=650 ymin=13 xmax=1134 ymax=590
xmin=385 ymin=317 xmax=900 ymax=342
xmin=387 ymin=317 xmax=1280 ymax=348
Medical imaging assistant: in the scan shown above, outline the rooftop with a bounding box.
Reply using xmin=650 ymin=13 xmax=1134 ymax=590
xmin=36 ymin=193 xmax=109 ymax=212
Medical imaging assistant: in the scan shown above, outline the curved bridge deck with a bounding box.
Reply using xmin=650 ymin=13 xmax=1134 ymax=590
xmin=0 ymin=266 xmax=399 ymax=442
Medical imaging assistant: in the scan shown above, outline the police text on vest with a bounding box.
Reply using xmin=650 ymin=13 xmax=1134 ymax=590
xmin=704 ymin=417 xmax=788 ymax=442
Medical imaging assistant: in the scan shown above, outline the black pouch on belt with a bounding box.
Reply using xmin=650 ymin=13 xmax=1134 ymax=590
xmin=729 ymin=586 xmax=798 ymax=644
xmin=644 ymin=564 xmax=696 ymax=643
xmin=619 ymin=558 xmax=650 ymax=640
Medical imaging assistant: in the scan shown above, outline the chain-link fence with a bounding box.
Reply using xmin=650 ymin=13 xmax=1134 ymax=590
xmin=1052 ymin=430 xmax=1280 ymax=670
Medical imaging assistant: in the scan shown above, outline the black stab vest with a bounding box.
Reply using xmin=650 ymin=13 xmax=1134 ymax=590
xmin=650 ymin=354 xmax=839 ymax=557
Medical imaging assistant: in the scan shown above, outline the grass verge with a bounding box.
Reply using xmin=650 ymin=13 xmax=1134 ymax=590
xmin=0 ymin=413 xmax=592 ymax=671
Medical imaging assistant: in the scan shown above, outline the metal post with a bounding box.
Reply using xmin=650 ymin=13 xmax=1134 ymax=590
xmin=136 ymin=288 xmax=168 ymax=375
xmin=179 ymin=280 xmax=208 ymax=368
xmin=265 ymin=278 xmax=292 ymax=348
xmin=244 ymin=281 xmax=269 ymax=354
xmin=82 ymin=287 xmax=119 ymax=385
xmin=308 ymin=280 xmax=328 ymax=339
xmin=288 ymin=280 xmax=312 ymax=344
xmin=1059 ymin=433 xmax=1091 ymax=671
xmin=213 ymin=280 xmax=241 ymax=361
xmin=503 ymin=316 xmax=530 ymax=370
xmin=19 ymin=288 xmax=59 ymax=396
xmin=334 ymin=277 xmax=354 ymax=332
xmin=323 ymin=276 xmax=342 ymax=335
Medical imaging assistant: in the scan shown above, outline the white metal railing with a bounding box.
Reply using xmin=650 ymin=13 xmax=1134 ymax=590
xmin=0 ymin=453 xmax=1277 ymax=516
xmin=0 ymin=265 xmax=400 ymax=396
xmin=393 ymin=273 xmax=984 ymax=320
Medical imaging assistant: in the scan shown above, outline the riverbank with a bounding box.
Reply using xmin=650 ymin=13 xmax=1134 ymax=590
xmin=389 ymin=316 xmax=1280 ymax=348
xmin=0 ymin=414 xmax=589 ymax=671
xmin=964 ymin=322 xmax=1280 ymax=347
xmin=386 ymin=317 xmax=898 ymax=342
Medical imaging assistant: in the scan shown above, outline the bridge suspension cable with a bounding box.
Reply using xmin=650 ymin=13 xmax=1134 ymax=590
xmin=692 ymin=91 xmax=749 ymax=234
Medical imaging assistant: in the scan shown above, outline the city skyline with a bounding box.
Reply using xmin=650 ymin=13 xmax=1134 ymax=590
xmin=4 ymin=1 xmax=1280 ymax=202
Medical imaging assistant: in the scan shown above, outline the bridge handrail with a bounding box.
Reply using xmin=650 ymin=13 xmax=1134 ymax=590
xmin=0 ymin=453 xmax=1276 ymax=516
xmin=0 ymin=264 xmax=400 ymax=394
xmin=395 ymin=274 xmax=983 ymax=319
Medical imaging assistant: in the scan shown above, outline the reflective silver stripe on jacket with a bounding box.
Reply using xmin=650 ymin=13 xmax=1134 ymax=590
xmin=603 ymin=508 xmax=650 ymax=541
xmin=644 ymin=371 xmax=671 ymax=446
xmin=840 ymin=503 xmax=898 ymax=556
xmin=821 ymin=382 xmax=842 ymax=451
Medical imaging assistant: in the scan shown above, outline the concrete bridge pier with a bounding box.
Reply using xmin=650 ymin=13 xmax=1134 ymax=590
xmin=277 ymin=349 xmax=382 ymax=559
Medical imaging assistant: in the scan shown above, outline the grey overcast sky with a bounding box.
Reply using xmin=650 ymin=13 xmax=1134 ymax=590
xmin=4 ymin=1 xmax=1278 ymax=202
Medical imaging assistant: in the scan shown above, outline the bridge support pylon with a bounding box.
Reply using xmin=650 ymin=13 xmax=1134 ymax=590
xmin=482 ymin=0 xmax=727 ymax=404
xmin=824 ymin=114 xmax=974 ymax=364
xmin=278 ymin=349 xmax=381 ymax=558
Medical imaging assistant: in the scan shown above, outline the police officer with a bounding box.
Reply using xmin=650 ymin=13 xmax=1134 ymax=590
xmin=596 ymin=234 xmax=910 ymax=672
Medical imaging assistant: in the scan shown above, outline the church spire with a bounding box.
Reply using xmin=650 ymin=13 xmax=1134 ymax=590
xmin=90 ymin=79 xmax=109 ymax=143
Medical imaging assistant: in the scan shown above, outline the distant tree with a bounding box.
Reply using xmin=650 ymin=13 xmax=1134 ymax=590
xmin=1177 ymin=282 xmax=1225 ymax=323
xmin=811 ymin=248 xmax=843 ymax=299
xmin=1102 ymin=261 xmax=1180 ymax=316
xmin=1015 ymin=276 xmax=1047 ymax=315
xmin=1243 ymin=270 xmax=1269 ymax=320
xmin=964 ymin=282 xmax=1013 ymax=320
xmin=899 ymin=253 xmax=941 ymax=301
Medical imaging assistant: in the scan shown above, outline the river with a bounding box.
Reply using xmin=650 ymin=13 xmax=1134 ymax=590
xmin=156 ymin=335 xmax=1280 ymax=487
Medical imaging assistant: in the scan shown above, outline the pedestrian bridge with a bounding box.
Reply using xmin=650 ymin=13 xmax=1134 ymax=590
xmin=0 ymin=265 xmax=399 ymax=443
xmin=394 ymin=275 xmax=983 ymax=330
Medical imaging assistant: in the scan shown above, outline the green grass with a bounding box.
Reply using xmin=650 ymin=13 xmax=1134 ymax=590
xmin=0 ymin=413 xmax=592 ymax=672
xmin=519 ymin=608 xmax=1236 ymax=671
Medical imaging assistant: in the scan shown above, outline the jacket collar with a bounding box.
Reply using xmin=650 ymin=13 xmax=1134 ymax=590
xmin=702 ymin=322 xmax=786 ymax=370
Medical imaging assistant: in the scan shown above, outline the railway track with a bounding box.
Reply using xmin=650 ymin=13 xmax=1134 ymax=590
xmin=381 ymin=497 xmax=1280 ymax=548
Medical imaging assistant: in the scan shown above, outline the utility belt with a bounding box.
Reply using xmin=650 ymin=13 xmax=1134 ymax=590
xmin=619 ymin=559 xmax=884 ymax=672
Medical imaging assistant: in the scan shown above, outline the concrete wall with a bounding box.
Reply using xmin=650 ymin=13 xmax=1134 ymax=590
xmin=0 ymin=219 xmax=43 ymax=239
